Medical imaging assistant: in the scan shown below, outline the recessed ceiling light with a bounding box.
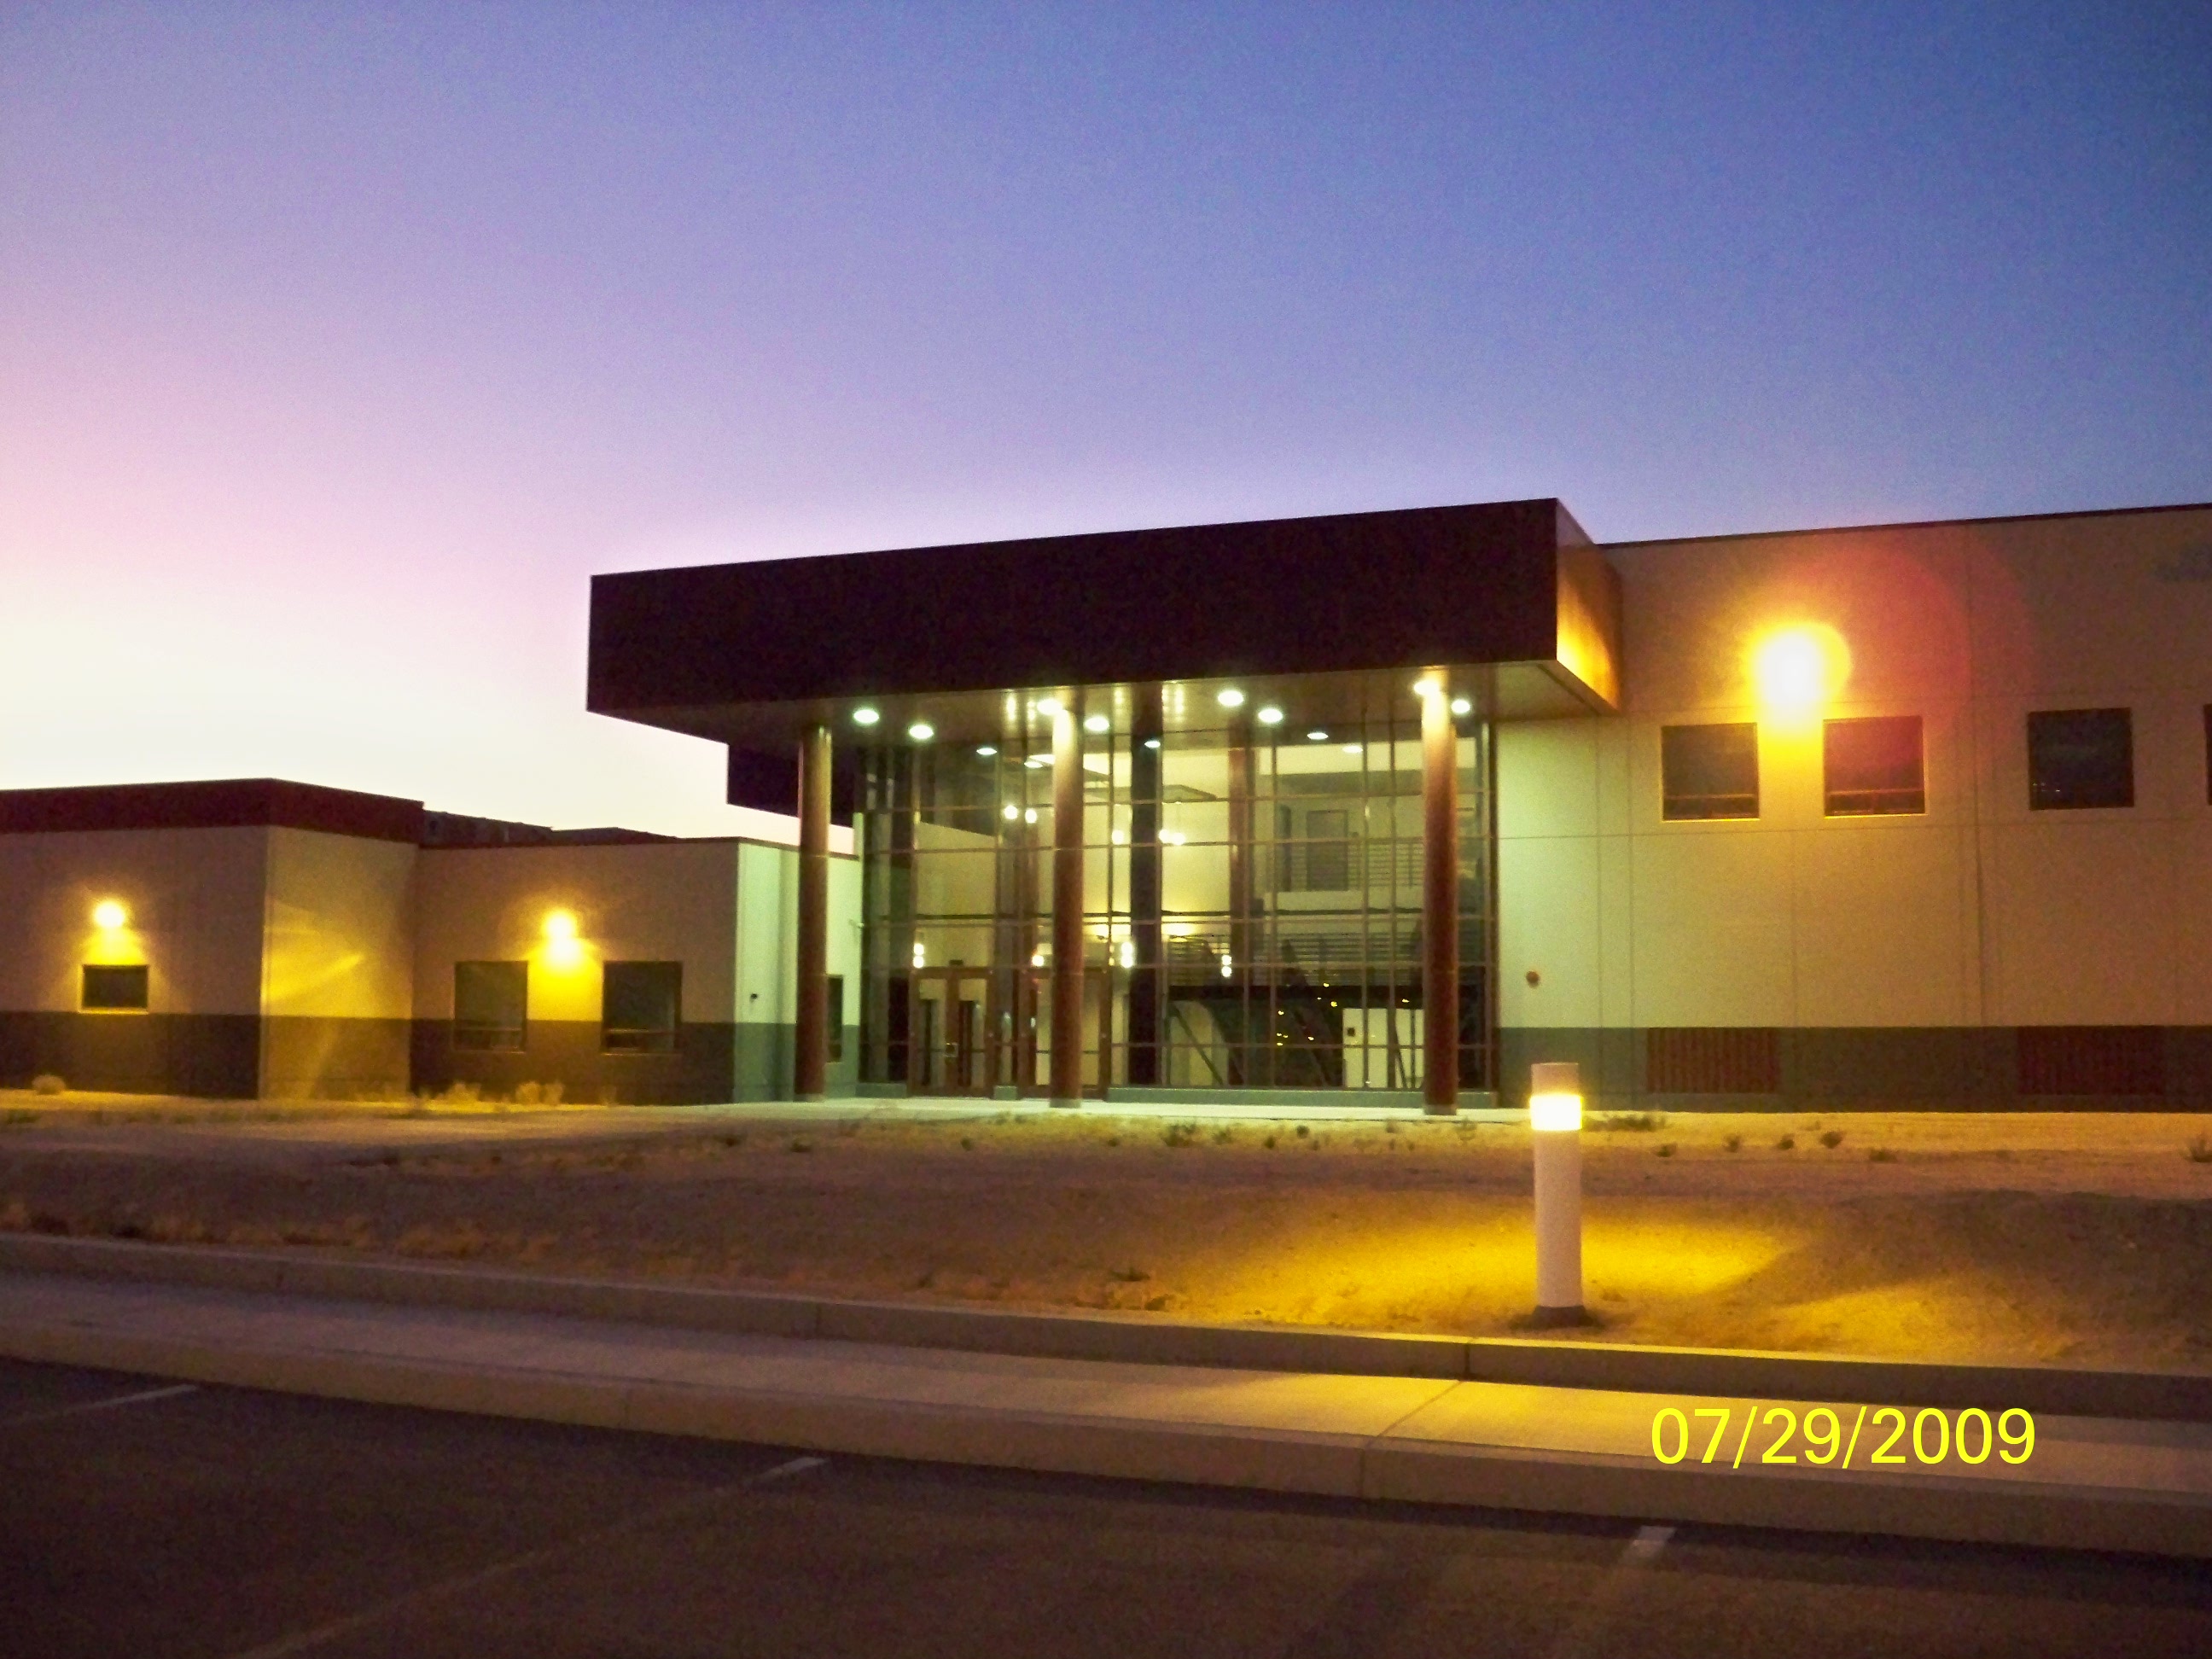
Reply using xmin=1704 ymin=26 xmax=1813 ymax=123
xmin=1306 ymin=730 xmax=1329 ymax=742
xmin=1255 ymin=707 xmax=1284 ymax=725
xmin=1036 ymin=696 xmax=1062 ymax=717
xmin=1449 ymin=697 xmax=1471 ymax=715
xmin=1002 ymin=804 xmax=1019 ymax=820
xmin=908 ymin=722 xmax=934 ymax=742
xmin=1342 ymin=743 xmax=1361 ymax=754
xmin=1024 ymin=756 xmax=1046 ymax=769
xmin=1084 ymin=713 xmax=1110 ymax=733
xmin=1216 ymin=689 xmax=1245 ymax=708
xmin=975 ymin=745 xmax=998 ymax=757
xmin=852 ymin=707 xmax=880 ymax=725
xmin=1143 ymin=737 xmax=1161 ymax=750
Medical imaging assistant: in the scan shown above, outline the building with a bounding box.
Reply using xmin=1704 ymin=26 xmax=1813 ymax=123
xmin=6 ymin=497 xmax=2210 ymax=1108
xmin=0 ymin=779 xmax=860 ymax=1103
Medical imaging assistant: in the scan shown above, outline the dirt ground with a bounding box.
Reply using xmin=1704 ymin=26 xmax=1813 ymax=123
xmin=4 ymin=1091 xmax=2212 ymax=1371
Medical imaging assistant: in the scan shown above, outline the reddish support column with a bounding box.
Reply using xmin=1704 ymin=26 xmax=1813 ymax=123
xmin=794 ymin=724 xmax=831 ymax=1102
xmin=1050 ymin=696 xmax=1086 ymax=1107
xmin=1420 ymin=673 xmax=1458 ymax=1115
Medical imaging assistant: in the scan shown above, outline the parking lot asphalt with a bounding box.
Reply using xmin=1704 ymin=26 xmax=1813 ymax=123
xmin=4 ymin=1356 xmax=2210 ymax=1659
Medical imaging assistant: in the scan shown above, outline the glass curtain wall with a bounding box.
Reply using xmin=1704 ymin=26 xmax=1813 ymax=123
xmin=859 ymin=684 xmax=1493 ymax=1097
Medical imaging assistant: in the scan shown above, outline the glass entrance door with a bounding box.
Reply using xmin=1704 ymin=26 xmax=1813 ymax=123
xmin=910 ymin=969 xmax=991 ymax=1095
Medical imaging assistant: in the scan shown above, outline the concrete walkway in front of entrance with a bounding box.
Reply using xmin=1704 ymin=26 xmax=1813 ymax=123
xmin=3 ymin=1265 xmax=2207 ymax=1561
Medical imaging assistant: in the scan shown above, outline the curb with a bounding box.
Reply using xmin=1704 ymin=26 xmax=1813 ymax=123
xmin=3 ymin=1307 xmax=2207 ymax=1561
xmin=4 ymin=1231 xmax=2209 ymax=1422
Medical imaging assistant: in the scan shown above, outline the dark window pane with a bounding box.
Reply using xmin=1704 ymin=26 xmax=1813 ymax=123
xmin=81 ymin=963 xmax=148 ymax=1011
xmin=828 ymin=975 xmax=846 ymax=1062
xmin=453 ymin=961 xmax=527 ymax=1051
xmin=603 ymin=960 xmax=681 ymax=1053
xmin=2028 ymin=708 xmax=2133 ymax=810
xmin=1662 ymin=723 xmax=1759 ymax=819
xmin=1824 ymin=715 xmax=1925 ymax=816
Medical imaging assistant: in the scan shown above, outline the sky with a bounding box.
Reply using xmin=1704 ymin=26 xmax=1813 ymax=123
xmin=4 ymin=3 xmax=2208 ymax=836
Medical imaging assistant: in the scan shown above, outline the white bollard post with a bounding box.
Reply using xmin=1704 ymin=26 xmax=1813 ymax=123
xmin=1529 ymin=1061 xmax=1592 ymax=1327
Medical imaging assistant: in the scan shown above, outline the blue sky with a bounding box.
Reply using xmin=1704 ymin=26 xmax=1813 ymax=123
xmin=3 ymin=3 xmax=2207 ymax=834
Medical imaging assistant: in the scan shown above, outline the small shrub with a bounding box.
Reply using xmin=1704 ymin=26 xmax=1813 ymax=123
xmin=514 ymin=1081 xmax=543 ymax=1106
xmin=438 ymin=1081 xmax=480 ymax=1104
xmin=2186 ymin=1134 xmax=2212 ymax=1164
xmin=542 ymin=1080 xmax=564 ymax=1105
xmin=1819 ymin=1130 xmax=1846 ymax=1150
xmin=1656 ymin=1142 xmax=1678 ymax=1158
xmin=1143 ymin=1294 xmax=1171 ymax=1312
xmin=1384 ymin=1121 xmax=1400 ymax=1135
xmin=1161 ymin=1122 xmax=1200 ymax=1148
xmin=31 ymin=1074 xmax=65 ymax=1096
xmin=1263 ymin=1133 xmax=1277 ymax=1149
xmin=1598 ymin=1111 xmax=1666 ymax=1132
xmin=959 ymin=1137 xmax=975 ymax=1150
xmin=1105 ymin=1134 xmax=1121 ymax=1147
xmin=1868 ymin=1147 xmax=1900 ymax=1163
xmin=716 ymin=1132 xmax=747 ymax=1149
xmin=788 ymin=1136 xmax=813 ymax=1154
xmin=1723 ymin=1133 xmax=1742 ymax=1153
xmin=1211 ymin=1126 xmax=1233 ymax=1145
xmin=1776 ymin=1133 xmax=1796 ymax=1150
xmin=1295 ymin=1124 xmax=1310 ymax=1138
xmin=1 ymin=1109 xmax=39 ymax=1127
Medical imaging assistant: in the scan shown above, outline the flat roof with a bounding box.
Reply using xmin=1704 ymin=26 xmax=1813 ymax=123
xmin=0 ymin=778 xmax=426 ymax=843
xmin=587 ymin=499 xmax=1621 ymax=767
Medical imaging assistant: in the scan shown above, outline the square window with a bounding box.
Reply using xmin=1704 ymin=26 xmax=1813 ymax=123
xmin=81 ymin=963 xmax=148 ymax=1012
xmin=1824 ymin=715 xmax=1925 ymax=816
xmin=603 ymin=961 xmax=681 ymax=1054
xmin=2027 ymin=708 xmax=2133 ymax=810
xmin=454 ymin=961 xmax=527 ymax=1051
xmin=1661 ymin=723 xmax=1759 ymax=819
xmin=828 ymin=975 xmax=846 ymax=1062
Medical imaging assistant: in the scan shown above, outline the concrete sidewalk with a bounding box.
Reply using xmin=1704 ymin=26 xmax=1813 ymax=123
xmin=3 ymin=1266 xmax=2208 ymax=1560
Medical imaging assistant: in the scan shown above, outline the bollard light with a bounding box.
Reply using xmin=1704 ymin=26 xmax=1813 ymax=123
xmin=1529 ymin=1060 xmax=1594 ymax=1328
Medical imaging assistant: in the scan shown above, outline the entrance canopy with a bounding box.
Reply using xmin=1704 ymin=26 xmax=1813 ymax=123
xmin=587 ymin=498 xmax=1621 ymax=812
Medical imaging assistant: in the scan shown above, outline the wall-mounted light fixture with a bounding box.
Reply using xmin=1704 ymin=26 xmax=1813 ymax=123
xmin=1749 ymin=623 xmax=1850 ymax=715
xmin=852 ymin=707 xmax=880 ymax=726
xmin=1217 ymin=689 xmax=1246 ymax=708
xmin=542 ymin=909 xmax=585 ymax=969
xmin=907 ymin=721 xmax=934 ymax=742
xmin=92 ymin=899 xmax=128 ymax=931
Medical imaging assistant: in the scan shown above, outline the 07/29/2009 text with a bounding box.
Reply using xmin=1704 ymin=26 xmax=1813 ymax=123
xmin=1650 ymin=1404 xmax=2033 ymax=1470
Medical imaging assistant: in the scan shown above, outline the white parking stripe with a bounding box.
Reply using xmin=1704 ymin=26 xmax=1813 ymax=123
xmin=1 ymin=1382 xmax=199 ymax=1428
xmin=1546 ymin=1525 xmax=1675 ymax=1659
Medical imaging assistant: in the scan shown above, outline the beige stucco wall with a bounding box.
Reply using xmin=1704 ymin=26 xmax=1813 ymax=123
xmin=411 ymin=841 xmax=743 ymax=1024
xmin=1500 ymin=503 xmax=2212 ymax=1035
xmin=0 ymin=825 xmax=269 ymax=1016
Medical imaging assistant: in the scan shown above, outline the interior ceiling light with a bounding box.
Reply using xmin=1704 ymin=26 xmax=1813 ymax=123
xmin=1256 ymin=706 xmax=1284 ymax=725
xmin=908 ymin=722 xmax=934 ymax=741
xmin=1002 ymin=803 xmax=1019 ymax=820
xmin=1036 ymin=696 xmax=1062 ymax=716
xmin=1084 ymin=713 xmax=1110 ymax=733
xmin=852 ymin=707 xmax=881 ymax=725
xmin=975 ymin=745 xmax=998 ymax=757
xmin=1450 ymin=697 xmax=1472 ymax=715
xmin=1306 ymin=730 xmax=1329 ymax=742
xmin=1342 ymin=743 xmax=1362 ymax=754
xmin=1143 ymin=737 xmax=1161 ymax=750
xmin=1024 ymin=756 xmax=1046 ymax=769
xmin=1216 ymin=688 xmax=1245 ymax=707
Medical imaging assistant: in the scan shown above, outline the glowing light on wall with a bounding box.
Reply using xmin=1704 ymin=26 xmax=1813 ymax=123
xmin=1256 ymin=706 xmax=1284 ymax=725
xmin=852 ymin=707 xmax=881 ymax=726
xmin=1084 ymin=713 xmax=1110 ymax=733
xmin=1449 ymin=697 xmax=1471 ymax=716
xmin=1216 ymin=689 xmax=1245 ymax=708
xmin=542 ymin=908 xmax=585 ymax=969
xmin=92 ymin=899 xmax=128 ymax=930
xmin=907 ymin=721 xmax=934 ymax=742
xmin=1749 ymin=624 xmax=1851 ymax=714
